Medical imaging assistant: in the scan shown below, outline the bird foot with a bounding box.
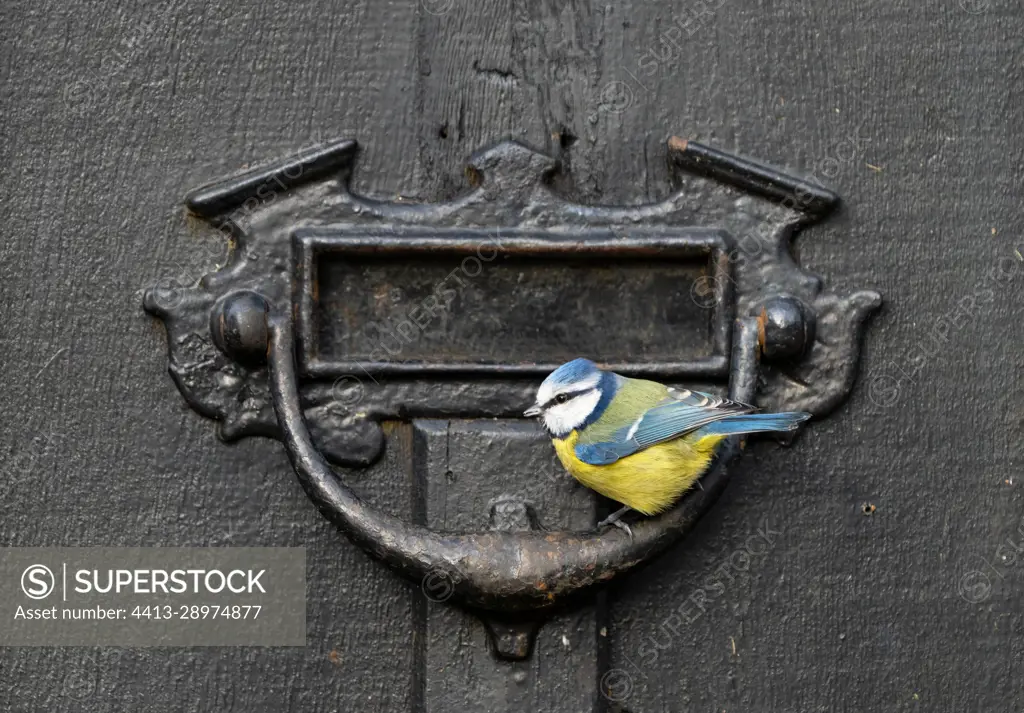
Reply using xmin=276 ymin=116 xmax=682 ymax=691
xmin=607 ymin=519 xmax=633 ymax=541
xmin=597 ymin=507 xmax=633 ymax=541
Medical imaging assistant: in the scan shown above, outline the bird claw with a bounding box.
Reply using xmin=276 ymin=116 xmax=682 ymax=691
xmin=598 ymin=506 xmax=634 ymax=540
xmin=608 ymin=519 xmax=633 ymax=541
xmin=598 ymin=514 xmax=630 ymax=544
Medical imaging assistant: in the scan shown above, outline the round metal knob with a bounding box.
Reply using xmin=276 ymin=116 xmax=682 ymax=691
xmin=759 ymin=296 xmax=815 ymax=361
xmin=210 ymin=291 xmax=270 ymax=367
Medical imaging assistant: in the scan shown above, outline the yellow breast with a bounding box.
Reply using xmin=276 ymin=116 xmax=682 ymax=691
xmin=552 ymin=430 xmax=725 ymax=516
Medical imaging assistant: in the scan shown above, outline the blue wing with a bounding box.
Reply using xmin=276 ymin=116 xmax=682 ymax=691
xmin=574 ymin=388 xmax=754 ymax=466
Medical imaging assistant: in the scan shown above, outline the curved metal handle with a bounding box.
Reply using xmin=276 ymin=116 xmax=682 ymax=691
xmin=266 ymin=306 xmax=761 ymax=614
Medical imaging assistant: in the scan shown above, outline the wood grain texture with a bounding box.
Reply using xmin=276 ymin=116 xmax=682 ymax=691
xmin=0 ymin=0 xmax=1022 ymax=710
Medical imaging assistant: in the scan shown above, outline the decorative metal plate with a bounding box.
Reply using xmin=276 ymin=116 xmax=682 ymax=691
xmin=143 ymin=136 xmax=880 ymax=658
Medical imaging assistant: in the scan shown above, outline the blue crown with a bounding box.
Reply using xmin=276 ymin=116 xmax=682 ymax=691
xmin=545 ymin=358 xmax=600 ymax=388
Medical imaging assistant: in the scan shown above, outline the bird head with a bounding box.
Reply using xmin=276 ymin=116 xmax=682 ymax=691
xmin=525 ymin=358 xmax=618 ymax=437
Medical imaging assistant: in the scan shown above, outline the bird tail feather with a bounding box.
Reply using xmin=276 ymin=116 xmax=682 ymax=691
xmin=699 ymin=412 xmax=811 ymax=436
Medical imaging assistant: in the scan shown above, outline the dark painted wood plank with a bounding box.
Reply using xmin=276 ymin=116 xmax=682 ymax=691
xmin=413 ymin=420 xmax=603 ymax=712
xmin=0 ymin=0 xmax=1022 ymax=709
xmin=0 ymin=0 xmax=425 ymax=710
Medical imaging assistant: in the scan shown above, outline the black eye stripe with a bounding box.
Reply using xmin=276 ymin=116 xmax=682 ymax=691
xmin=541 ymin=388 xmax=593 ymax=410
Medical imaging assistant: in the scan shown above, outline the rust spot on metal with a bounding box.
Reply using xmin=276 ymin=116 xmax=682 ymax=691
xmin=668 ymin=136 xmax=689 ymax=153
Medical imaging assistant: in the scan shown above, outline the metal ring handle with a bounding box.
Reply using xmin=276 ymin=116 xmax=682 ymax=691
xmin=267 ymin=308 xmax=761 ymax=613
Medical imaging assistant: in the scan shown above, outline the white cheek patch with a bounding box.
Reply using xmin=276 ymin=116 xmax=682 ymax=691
xmin=536 ymin=372 xmax=601 ymax=409
xmin=543 ymin=389 xmax=602 ymax=435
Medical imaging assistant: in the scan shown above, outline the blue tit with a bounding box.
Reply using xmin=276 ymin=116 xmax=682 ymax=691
xmin=524 ymin=358 xmax=810 ymax=534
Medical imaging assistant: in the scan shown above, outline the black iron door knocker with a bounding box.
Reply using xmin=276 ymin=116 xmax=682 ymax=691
xmin=144 ymin=137 xmax=880 ymax=658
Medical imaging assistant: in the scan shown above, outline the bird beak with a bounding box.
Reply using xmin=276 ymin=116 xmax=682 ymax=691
xmin=523 ymin=405 xmax=541 ymax=418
